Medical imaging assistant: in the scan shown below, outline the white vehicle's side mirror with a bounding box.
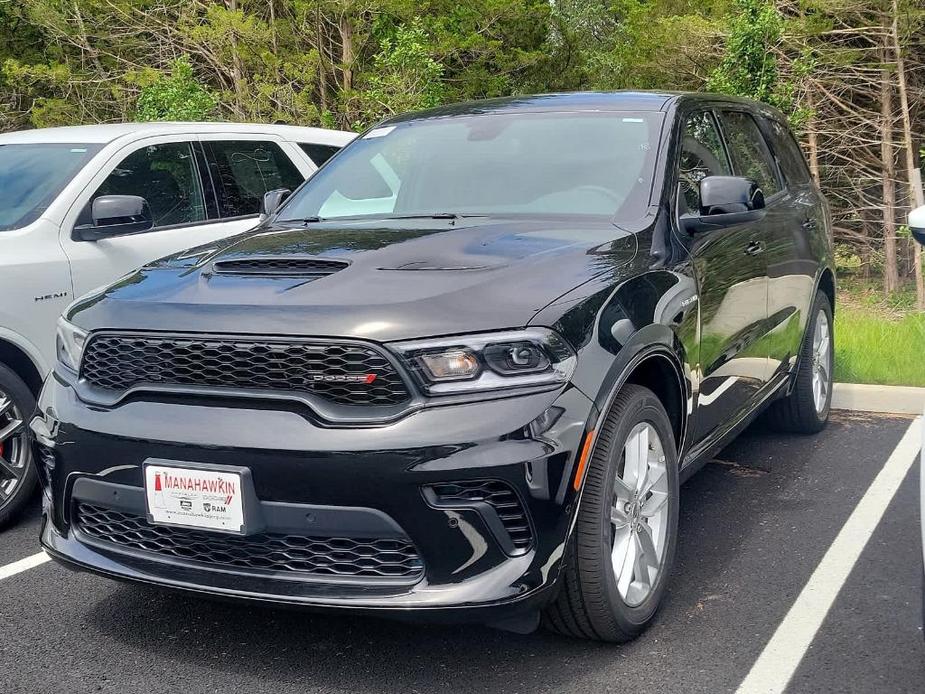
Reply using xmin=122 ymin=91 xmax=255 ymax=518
xmin=910 ymin=205 xmax=925 ymax=246
xmin=260 ymin=188 xmax=291 ymax=218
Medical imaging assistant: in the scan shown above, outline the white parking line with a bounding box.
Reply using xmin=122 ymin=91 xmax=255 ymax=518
xmin=0 ymin=551 xmax=50 ymax=580
xmin=736 ymin=416 xmax=922 ymax=694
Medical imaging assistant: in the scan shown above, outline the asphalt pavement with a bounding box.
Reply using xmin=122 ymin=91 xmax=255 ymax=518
xmin=0 ymin=411 xmax=921 ymax=693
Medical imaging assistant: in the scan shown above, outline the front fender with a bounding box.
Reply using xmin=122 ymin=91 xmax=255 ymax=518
xmin=534 ymin=267 xmax=698 ymax=452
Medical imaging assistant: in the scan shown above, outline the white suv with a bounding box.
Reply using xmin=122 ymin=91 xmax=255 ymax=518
xmin=0 ymin=122 xmax=353 ymax=524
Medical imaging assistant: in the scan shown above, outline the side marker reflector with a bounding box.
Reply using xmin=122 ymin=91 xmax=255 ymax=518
xmin=572 ymin=430 xmax=596 ymax=491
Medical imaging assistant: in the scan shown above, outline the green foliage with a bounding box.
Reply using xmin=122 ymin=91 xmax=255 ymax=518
xmin=354 ymin=21 xmax=444 ymax=130
xmin=135 ymin=58 xmax=218 ymax=122
xmin=707 ymin=0 xmax=789 ymax=109
xmin=834 ymin=305 xmax=925 ymax=387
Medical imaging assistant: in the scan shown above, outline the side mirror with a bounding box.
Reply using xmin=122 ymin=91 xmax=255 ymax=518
xmin=910 ymin=205 xmax=925 ymax=246
xmin=682 ymin=176 xmax=767 ymax=233
xmin=700 ymin=176 xmax=765 ymax=215
xmin=261 ymin=188 xmax=291 ymax=217
xmin=75 ymin=195 xmax=153 ymax=241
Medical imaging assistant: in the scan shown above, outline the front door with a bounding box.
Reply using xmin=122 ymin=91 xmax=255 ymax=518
xmin=675 ymin=110 xmax=771 ymax=443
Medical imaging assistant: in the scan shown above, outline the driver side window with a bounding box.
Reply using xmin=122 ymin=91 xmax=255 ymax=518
xmin=90 ymin=142 xmax=207 ymax=228
xmin=678 ymin=112 xmax=731 ymax=214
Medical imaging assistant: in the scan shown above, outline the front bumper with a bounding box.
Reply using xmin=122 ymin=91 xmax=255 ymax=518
xmin=34 ymin=373 xmax=595 ymax=623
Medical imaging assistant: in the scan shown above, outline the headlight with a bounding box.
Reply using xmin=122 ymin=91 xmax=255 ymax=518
xmin=391 ymin=328 xmax=576 ymax=395
xmin=55 ymin=317 xmax=88 ymax=373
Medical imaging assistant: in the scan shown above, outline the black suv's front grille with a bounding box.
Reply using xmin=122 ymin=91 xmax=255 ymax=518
xmin=427 ymin=480 xmax=533 ymax=551
xmin=80 ymin=334 xmax=411 ymax=406
xmin=75 ymin=503 xmax=424 ymax=580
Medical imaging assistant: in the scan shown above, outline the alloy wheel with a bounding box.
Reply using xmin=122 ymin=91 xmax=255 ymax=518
xmin=610 ymin=422 xmax=669 ymax=607
xmin=0 ymin=390 xmax=30 ymax=509
xmin=811 ymin=310 xmax=832 ymax=414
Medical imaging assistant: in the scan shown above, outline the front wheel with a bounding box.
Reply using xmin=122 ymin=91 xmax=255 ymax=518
xmin=543 ymin=384 xmax=679 ymax=642
xmin=764 ymin=290 xmax=833 ymax=434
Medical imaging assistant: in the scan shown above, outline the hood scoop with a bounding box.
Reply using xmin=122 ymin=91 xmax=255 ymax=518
xmin=210 ymin=256 xmax=350 ymax=278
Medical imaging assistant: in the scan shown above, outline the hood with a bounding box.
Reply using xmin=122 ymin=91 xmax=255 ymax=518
xmin=69 ymin=217 xmax=638 ymax=342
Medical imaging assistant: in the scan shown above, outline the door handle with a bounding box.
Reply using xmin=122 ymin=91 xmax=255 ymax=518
xmin=745 ymin=241 xmax=764 ymax=256
xmin=801 ymin=218 xmax=817 ymax=230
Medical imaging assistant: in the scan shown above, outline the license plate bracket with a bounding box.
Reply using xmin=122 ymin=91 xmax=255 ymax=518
xmin=143 ymin=460 xmax=263 ymax=535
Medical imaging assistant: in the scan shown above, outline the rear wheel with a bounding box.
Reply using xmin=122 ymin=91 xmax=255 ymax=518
xmin=543 ymin=384 xmax=679 ymax=642
xmin=764 ymin=290 xmax=833 ymax=434
xmin=0 ymin=363 xmax=37 ymax=529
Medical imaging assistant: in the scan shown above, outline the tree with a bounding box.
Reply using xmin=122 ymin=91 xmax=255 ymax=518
xmin=136 ymin=57 xmax=218 ymax=122
xmin=354 ymin=21 xmax=444 ymax=129
xmin=708 ymin=0 xmax=787 ymax=108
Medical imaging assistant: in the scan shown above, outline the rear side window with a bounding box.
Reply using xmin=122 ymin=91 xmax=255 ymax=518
xmin=763 ymin=117 xmax=812 ymax=185
xmin=205 ymin=141 xmax=305 ymax=218
xmin=678 ymin=111 xmax=731 ymax=214
xmin=298 ymin=143 xmax=341 ymax=167
xmin=719 ymin=111 xmax=782 ymax=197
xmin=92 ymin=142 xmax=207 ymax=228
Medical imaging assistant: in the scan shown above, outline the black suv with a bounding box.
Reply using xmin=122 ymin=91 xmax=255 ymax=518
xmin=35 ymin=92 xmax=834 ymax=642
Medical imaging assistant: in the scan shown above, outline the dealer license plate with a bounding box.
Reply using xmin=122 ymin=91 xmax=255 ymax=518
xmin=144 ymin=463 xmax=245 ymax=534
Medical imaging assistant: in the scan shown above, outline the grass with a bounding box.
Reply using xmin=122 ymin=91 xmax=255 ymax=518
xmin=834 ymin=279 xmax=925 ymax=387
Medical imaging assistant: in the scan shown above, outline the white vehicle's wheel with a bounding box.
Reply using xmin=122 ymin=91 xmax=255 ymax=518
xmin=0 ymin=364 xmax=37 ymax=528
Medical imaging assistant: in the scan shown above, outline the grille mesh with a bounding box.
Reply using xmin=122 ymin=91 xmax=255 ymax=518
xmin=75 ymin=503 xmax=424 ymax=579
xmin=80 ymin=334 xmax=410 ymax=406
xmin=212 ymin=258 xmax=348 ymax=276
xmin=428 ymin=480 xmax=533 ymax=551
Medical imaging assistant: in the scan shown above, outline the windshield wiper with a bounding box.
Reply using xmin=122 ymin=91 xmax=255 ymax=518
xmin=388 ymin=212 xmax=460 ymax=220
xmin=279 ymin=212 xmax=477 ymax=225
xmin=278 ymin=216 xmax=324 ymax=225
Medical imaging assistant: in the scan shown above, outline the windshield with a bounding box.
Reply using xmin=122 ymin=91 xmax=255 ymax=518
xmin=279 ymin=111 xmax=663 ymax=223
xmin=0 ymin=143 xmax=101 ymax=231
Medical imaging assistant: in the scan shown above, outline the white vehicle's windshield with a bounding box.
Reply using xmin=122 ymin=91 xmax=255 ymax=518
xmin=279 ymin=111 xmax=663 ymax=223
xmin=0 ymin=143 xmax=101 ymax=231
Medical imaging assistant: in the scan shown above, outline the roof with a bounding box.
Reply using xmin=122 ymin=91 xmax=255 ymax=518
xmin=385 ymin=91 xmax=679 ymax=124
xmin=0 ymin=121 xmax=355 ymax=145
xmin=383 ymin=90 xmax=776 ymax=124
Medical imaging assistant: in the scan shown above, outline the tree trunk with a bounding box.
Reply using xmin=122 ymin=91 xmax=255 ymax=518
xmin=861 ymin=241 xmax=872 ymax=280
xmin=226 ymin=0 xmax=245 ymax=119
xmin=805 ymin=86 xmax=822 ymax=188
xmin=880 ymin=31 xmax=899 ymax=295
xmin=316 ymin=8 xmax=329 ymax=113
xmin=338 ymin=15 xmax=354 ymax=93
xmin=269 ymin=0 xmax=278 ymax=54
xmin=891 ymin=0 xmax=925 ymax=308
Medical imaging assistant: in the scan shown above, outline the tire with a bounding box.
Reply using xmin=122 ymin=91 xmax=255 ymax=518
xmin=543 ymin=384 xmax=679 ymax=642
xmin=764 ymin=290 xmax=833 ymax=434
xmin=0 ymin=363 xmax=37 ymax=529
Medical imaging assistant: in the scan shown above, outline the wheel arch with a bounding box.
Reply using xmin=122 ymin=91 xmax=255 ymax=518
xmin=623 ymin=352 xmax=686 ymax=454
xmin=0 ymin=336 xmax=46 ymax=396
xmin=587 ymin=332 xmax=689 ymax=458
xmin=816 ymin=267 xmax=835 ymax=315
